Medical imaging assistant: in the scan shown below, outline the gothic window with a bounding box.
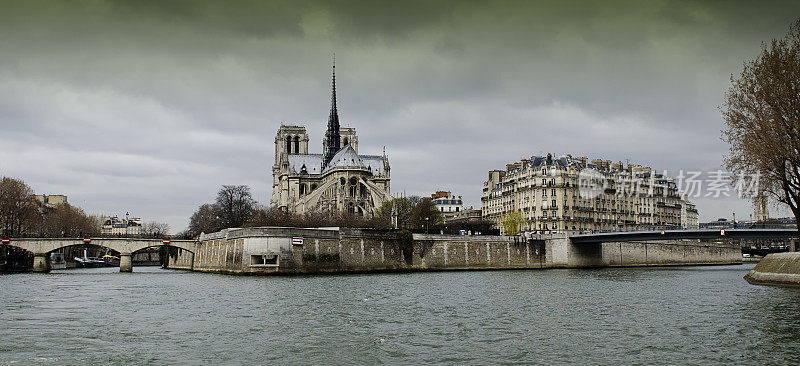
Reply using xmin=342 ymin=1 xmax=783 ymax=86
xmin=340 ymin=177 xmax=346 ymax=186
xmin=294 ymin=136 xmax=300 ymax=153
xmin=360 ymin=183 xmax=366 ymax=197
xmin=349 ymin=178 xmax=357 ymax=197
xmin=299 ymin=184 xmax=306 ymax=195
xmin=311 ymin=184 xmax=317 ymax=191
xmin=343 ymin=137 xmax=349 ymax=146
xmin=348 ymin=203 xmax=355 ymax=214
xmin=286 ymin=136 xmax=292 ymax=154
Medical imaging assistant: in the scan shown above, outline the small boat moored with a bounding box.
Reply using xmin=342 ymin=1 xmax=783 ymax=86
xmin=74 ymin=249 xmax=106 ymax=268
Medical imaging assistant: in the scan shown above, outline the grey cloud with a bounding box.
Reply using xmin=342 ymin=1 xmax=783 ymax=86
xmin=1 ymin=0 xmax=797 ymax=230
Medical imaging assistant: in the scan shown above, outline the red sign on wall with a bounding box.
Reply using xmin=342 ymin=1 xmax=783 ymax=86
xmin=292 ymin=237 xmax=304 ymax=246
xmin=83 ymin=238 xmax=91 ymax=243
xmin=1 ymin=238 xmax=9 ymax=245
xmin=162 ymin=239 xmax=171 ymax=245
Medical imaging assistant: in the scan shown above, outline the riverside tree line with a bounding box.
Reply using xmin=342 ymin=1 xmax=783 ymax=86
xmin=180 ymin=185 xmax=483 ymax=238
xmin=0 ymin=176 xmax=169 ymax=238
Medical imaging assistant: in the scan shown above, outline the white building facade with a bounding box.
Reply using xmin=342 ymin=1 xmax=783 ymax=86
xmin=101 ymin=213 xmax=142 ymax=236
xmin=482 ymin=154 xmax=696 ymax=234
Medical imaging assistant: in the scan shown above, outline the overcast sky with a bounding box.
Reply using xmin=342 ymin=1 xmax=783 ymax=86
xmin=1 ymin=0 xmax=798 ymax=232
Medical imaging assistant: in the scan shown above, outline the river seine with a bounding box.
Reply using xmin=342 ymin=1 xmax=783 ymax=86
xmin=1 ymin=263 xmax=799 ymax=365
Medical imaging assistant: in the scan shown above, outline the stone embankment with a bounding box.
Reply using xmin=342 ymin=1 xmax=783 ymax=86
xmin=165 ymin=227 xmax=740 ymax=275
xmin=744 ymin=252 xmax=800 ymax=286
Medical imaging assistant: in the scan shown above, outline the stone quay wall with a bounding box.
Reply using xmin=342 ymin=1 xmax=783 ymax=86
xmin=165 ymin=227 xmax=740 ymax=275
xmin=744 ymin=252 xmax=800 ymax=286
xmin=547 ymin=237 xmax=742 ymax=268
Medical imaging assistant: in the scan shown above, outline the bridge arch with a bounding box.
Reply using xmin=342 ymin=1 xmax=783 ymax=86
xmin=2 ymin=238 xmax=197 ymax=273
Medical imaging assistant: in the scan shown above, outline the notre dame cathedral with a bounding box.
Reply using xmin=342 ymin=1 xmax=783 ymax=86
xmin=271 ymin=64 xmax=391 ymax=216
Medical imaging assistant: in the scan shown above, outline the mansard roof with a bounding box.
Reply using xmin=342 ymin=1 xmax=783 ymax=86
xmin=527 ymin=155 xmax=585 ymax=169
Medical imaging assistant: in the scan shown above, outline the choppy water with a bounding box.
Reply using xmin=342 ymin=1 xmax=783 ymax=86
xmin=1 ymin=264 xmax=800 ymax=365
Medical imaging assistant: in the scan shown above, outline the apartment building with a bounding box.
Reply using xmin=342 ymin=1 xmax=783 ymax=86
xmin=482 ymin=153 xmax=694 ymax=234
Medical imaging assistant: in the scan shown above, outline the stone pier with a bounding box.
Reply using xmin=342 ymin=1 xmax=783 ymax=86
xmin=119 ymin=253 xmax=133 ymax=272
xmin=32 ymin=254 xmax=50 ymax=273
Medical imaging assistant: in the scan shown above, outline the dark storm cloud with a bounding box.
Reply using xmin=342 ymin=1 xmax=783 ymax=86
xmin=1 ymin=0 xmax=798 ymax=231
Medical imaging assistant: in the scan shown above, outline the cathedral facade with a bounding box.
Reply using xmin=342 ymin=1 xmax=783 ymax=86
xmin=271 ymin=65 xmax=391 ymax=216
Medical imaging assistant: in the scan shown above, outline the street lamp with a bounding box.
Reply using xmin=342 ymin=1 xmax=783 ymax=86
xmin=424 ymin=217 xmax=429 ymax=234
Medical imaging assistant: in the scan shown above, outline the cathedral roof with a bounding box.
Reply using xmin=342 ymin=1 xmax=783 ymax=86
xmin=324 ymin=145 xmax=364 ymax=171
xmin=361 ymin=155 xmax=387 ymax=176
xmin=288 ymin=154 xmax=323 ymax=174
xmin=287 ymin=149 xmax=387 ymax=176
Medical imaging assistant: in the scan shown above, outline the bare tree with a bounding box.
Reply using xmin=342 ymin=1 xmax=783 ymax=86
xmin=0 ymin=177 xmax=41 ymax=237
xmin=142 ymin=221 xmax=170 ymax=238
xmin=244 ymin=206 xmax=391 ymax=229
xmin=40 ymin=203 xmax=99 ymax=238
xmin=722 ymin=19 xmax=800 ymax=232
xmin=188 ymin=203 xmax=222 ymax=238
xmin=215 ymin=185 xmax=256 ymax=229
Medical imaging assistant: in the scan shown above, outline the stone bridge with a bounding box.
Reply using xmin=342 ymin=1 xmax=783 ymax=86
xmin=569 ymin=228 xmax=799 ymax=244
xmin=2 ymin=237 xmax=198 ymax=272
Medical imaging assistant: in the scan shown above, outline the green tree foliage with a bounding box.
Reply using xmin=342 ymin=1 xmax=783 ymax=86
xmin=502 ymin=211 xmax=523 ymax=236
xmin=411 ymin=197 xmax=442 ymax=231
xmin=723 ymin=19 xmax=800 ymax=232
xmin=375 ymin=197 xmax=413 ymax=229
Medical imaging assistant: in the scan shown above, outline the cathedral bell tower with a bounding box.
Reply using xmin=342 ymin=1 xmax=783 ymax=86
xmin=323 ymin=59 xmax=341 ymax=167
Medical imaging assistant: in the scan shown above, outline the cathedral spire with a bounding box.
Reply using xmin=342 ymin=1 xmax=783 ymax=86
xmin=324 ymin=56 xmax=341 ymax=166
